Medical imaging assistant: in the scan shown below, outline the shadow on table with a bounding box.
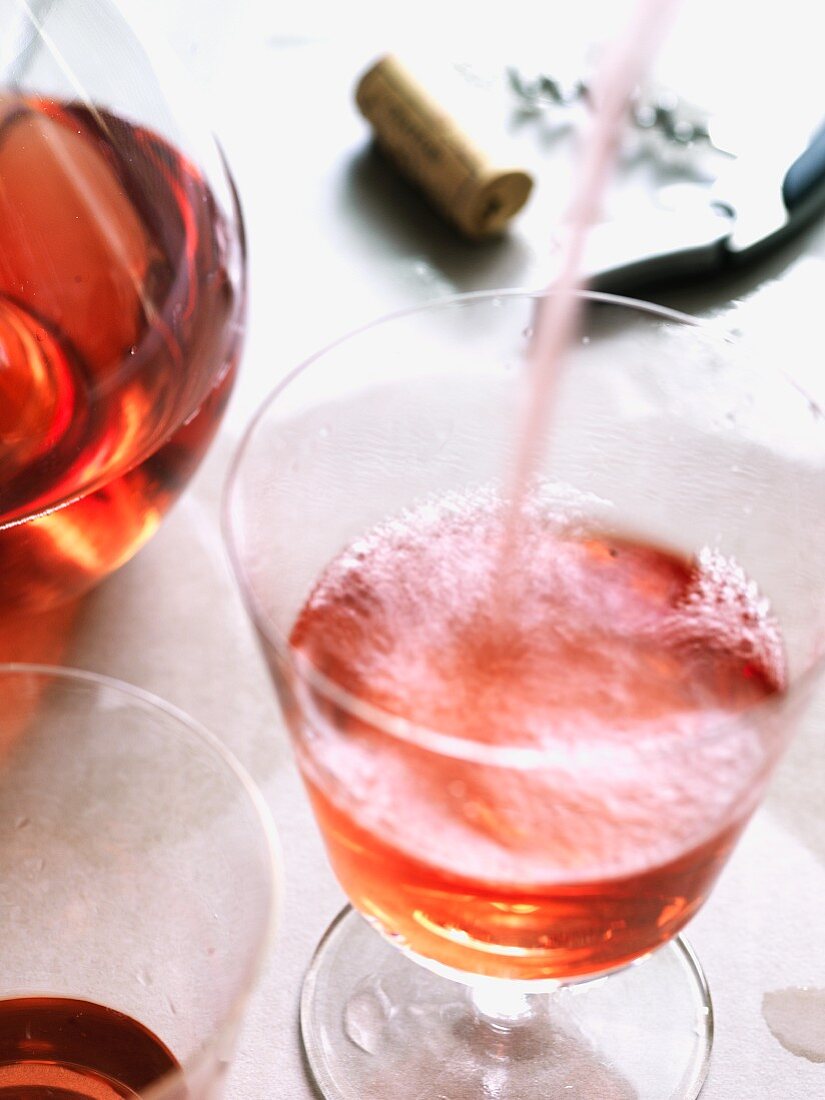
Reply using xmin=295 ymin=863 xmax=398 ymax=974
xmin=337 ymin=144 xmax=536 ymax=294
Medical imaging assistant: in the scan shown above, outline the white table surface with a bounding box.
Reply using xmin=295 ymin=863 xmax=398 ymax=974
xmin=65 ymin=2 xmax=825 ymax=1095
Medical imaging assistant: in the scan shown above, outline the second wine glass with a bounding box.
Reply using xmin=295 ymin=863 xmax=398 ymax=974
xmin=0 ymin=664 xmax=279 ymax=1100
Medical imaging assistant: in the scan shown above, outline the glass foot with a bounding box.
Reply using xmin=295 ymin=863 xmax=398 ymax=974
xmin=301 ymin=907 xmax=713 ymax=1100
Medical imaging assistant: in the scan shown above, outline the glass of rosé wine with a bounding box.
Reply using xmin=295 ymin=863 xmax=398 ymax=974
xmin=0 ymin=0 xmax=245 ymax=655
xmin=0 ymin=664 xmax=280 ymax=1099
xmin=224 ymin=289 xmax=825 ymax=1100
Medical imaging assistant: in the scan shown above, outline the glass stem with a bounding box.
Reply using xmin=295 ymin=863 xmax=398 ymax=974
xmin=470 ymin=981 xmax=546 ymax=1031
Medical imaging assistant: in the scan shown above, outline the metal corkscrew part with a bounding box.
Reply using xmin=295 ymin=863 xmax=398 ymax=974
xmin=507 ymin=66 xmax=731 ymax=157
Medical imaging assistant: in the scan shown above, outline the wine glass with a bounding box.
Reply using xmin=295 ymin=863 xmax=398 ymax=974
xmin=0 ymin=663 xmax=279 ymax=1099
xmin=0 ymin=0 xmax=245 ymax=645
xmin=224 ymin=289 xmax=825 ymax=1099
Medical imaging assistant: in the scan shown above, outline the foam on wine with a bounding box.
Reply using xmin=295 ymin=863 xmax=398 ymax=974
xmin=289 ymin=489 xmax=785 ymax=977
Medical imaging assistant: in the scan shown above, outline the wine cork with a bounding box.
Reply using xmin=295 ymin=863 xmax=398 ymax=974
xmin=355 ymin=55 xmax=533 ymax=240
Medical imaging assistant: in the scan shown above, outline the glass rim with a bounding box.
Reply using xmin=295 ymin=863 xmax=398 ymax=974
xmin=0 ymin=661 xmax=281 ymax=1095
xmin=223 ymin=287 xmax=825 ymax=769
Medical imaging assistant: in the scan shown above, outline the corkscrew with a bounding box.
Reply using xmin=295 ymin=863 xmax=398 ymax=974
xmin=507 ymin=66 xmax=732 ymax=158
xmin=506 ymin=64 xmax=825 ymax=290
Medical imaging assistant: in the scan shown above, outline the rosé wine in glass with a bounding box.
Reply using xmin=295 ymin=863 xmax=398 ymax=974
xmin=0 ymin=96 xmax=243 ymax=617
xmin=289 ymin=494 xmax=784 ymax=982
xmin=0 ymin=0 xmax=246 ymax=661
xmin=226 ymin=290 xmax=825 ymax=1100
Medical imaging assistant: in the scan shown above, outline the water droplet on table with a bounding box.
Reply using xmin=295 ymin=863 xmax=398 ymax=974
xmin=763 ymin=986 xmax=825 ymax=1063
